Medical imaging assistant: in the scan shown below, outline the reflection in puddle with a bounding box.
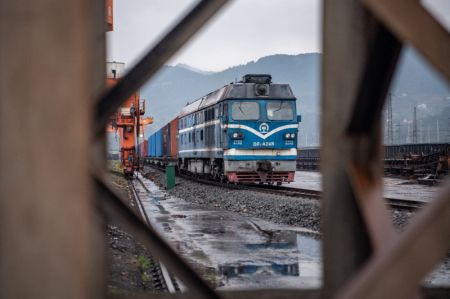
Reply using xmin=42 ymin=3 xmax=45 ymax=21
xmin=219 ymin=263 xmax=300 ymax=279
xmin=135 ymin=174 xmax=322 ymax=289
xmin=135 ymin=173 xmax=450 ymax=289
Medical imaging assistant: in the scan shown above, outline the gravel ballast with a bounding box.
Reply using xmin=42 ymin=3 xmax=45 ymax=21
xmin=143 ymin=168 xmax=415 ymax=232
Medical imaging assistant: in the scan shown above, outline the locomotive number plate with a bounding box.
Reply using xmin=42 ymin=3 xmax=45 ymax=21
xmin=253 ymin=141 xmax=275 ymax=147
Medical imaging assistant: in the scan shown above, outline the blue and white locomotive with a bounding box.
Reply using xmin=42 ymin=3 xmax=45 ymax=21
xmin=176 ymin=74 xmax=301 ymax=184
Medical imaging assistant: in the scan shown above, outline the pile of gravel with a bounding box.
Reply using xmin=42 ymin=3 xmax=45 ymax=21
xmin=146 ymin=169 xmax=321 ymax=232
xmin=143 ymin=168 xmax=414 ymax=233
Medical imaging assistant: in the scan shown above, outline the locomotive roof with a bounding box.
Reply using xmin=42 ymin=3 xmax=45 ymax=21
xmin=178 ymin=82 xmax=296 ymax=117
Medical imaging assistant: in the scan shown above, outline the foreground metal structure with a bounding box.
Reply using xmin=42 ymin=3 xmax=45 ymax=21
xmin=0 ymin=0 xmax=448 ymax=298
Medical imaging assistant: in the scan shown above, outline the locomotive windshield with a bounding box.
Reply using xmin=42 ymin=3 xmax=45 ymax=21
xmin=267 ymin=101 xmax=294 ymax=120
xmin=231 ymin=101 xmax=260 ymax=120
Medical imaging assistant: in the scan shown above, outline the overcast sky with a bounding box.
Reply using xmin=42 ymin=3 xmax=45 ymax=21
xmin=107 ymin=0 xmax=322 ymax=72
xmin=107 ymin=0 xmax=450 ymax=72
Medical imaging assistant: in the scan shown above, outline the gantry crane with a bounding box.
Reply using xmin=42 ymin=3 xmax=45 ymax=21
xmin=106 ymin=62 xmax=153 ymax=177
xmin=105 ymin=2 xmax=153 ymax=176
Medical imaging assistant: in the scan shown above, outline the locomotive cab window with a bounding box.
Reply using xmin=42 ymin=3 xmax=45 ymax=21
xmin=231 ymin=101 xmax=259 ymax=120
xmin=267 ymin=101 xmax=294 ymax=120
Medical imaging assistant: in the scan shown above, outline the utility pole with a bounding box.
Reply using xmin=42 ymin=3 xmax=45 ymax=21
xmin=436 ymin=119 xmax=440 ymax=142
xmin=407 ymin=122 xmax=410 ymax=143
xmin=387 ymin=93 xmax=393 ymax=145
xmin=420 ymin=117 xmax=423 ymax=143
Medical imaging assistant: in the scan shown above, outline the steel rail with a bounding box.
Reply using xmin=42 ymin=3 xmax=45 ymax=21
xmin=129 ymin=180 xmax=177 ymax=293
xmin=94 ymin=172 xmax=220 ymax=299
xmin=146 ymin=164 xmax=425 ymax=211
xmin=95 ymin=0 xmax=230 ymax=137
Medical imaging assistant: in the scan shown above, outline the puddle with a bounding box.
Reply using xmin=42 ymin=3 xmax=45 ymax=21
xmin=134 ymin=173 xmax=322 ymax=289
xmin=137 ymin=173 xmax=450 ymax=289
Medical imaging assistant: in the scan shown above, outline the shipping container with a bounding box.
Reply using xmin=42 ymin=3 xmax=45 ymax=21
xmin=155 ymin=129 xmax=163 ymax=157
xmin=162 ymin=125 xmax=169 ymax=156
xmin=151 ymin=134 xmax=156 ymax=157
xmin=169 ymin=117 xmax=179 ymax=157
xmin=148 ymin=134 xmax=155 ymax=157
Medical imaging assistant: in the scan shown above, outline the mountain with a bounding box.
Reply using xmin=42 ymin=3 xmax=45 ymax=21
xmin=176 ymin=63 xmax=216 ymax=75
xmin=140 ymin=47 xmax=450 ymax=146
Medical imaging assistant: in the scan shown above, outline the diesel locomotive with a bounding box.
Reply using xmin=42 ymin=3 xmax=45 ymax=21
xmin=145 ymin=74 xmax=301 ymax=184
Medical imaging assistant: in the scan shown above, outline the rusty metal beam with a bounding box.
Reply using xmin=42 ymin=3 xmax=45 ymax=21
xmin=94 ymin=172 xmax=220 ymax=299
xmin=107 ymin=289 xmax=321 ymax=299
xmin=347 ymin=24 xmax=402 ymax=135
xmin=362 ymin=0 xmax=450 ymax=82
xmin=0 ymin=0 xmax=104 ymax=297
xmin=335 ymin=180 xmax=450 ymax=299
xmin=322 ymin=0 xmax=381 ymax=295
xmin=95 ymin=0 xmax=229 ymax=137
xmin=344 ymin=21 xmax=401 ymax=254
xmin=347 ymin=164 xmax=396 ymax=252
xmin=106 ymin=287 xmax=450 ymax=299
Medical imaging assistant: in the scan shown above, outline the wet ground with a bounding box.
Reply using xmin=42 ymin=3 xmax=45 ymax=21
xmin=289 ymin=171 xmax=443 ymax=202
xmin=135 ymin=169 xmax=450 ymax=290
xmin=134 ymin=173 xmax=322 ymax=289
xmin=107 ymin=170 xmax=161 ymax=295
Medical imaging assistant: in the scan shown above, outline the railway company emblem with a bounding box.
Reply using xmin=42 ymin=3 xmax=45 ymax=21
xmin=259 ymin=122 xmax=269 ymax=134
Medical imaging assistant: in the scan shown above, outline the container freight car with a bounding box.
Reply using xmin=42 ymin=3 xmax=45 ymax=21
xmin=297 ymin=146 xmax=320 ymax=170
xmin=169 ymin=118 xmax=179 ymax=157
xmin=162 ymin=126 xmax=169 ymax=156
xmin=147 ymin=118 xmax=179 ymax=165
xmin=148 ymin=129 xmax=163 ymax=157
xmin=155 ymin=129 xmax=162 ymax=157
xmin=149 ymin=134 xmax=156 ymax=157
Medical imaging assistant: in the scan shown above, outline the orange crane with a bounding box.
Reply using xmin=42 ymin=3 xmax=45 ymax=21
xmin=106 ymin=62 xmax=153 ymax=176
xmin=105 ymin=2 xmax=153 ymax=176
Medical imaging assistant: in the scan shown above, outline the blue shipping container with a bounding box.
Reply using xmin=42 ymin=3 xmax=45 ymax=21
xmin=151 ymin=134 xmax=156 ymax=157
xmin=147 ymin=136 xmax=152 ymax=157
xmin=155 ymin=129 xmax=163 ymax=157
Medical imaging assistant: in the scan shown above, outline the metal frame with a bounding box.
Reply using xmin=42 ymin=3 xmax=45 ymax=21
xmin=1 ymin=0 xmax=448 ymax=298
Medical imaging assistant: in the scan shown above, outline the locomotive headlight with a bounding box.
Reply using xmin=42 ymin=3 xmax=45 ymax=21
xmin=284 ymin=133 xmax=296 ymax=140
xmin=232 ymin=132 xmax=244 ymax=139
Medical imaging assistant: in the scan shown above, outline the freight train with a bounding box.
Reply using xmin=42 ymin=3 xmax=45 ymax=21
xmin=140 ymin=74 xmax=301 ymax=184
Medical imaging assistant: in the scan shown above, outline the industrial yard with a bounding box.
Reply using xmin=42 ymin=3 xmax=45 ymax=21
xmin=2 ymin=0 xmax=449 ymax=299
xmin=104 ymin=166 xmax=450 ymax=292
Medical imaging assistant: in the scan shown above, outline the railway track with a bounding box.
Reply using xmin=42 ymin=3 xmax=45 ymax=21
xmin=145 ymin=164 xmax=425 ymax=211
xmin=128 ymin=180 xmax=180 ymax=293
xmin=385 ymin=197 xmax=426 ymax=211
